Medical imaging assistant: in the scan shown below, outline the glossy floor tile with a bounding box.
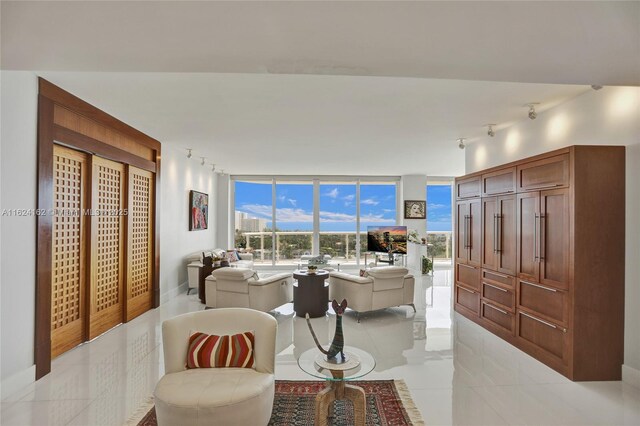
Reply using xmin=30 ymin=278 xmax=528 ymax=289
xmin=2 ymin=264 xmax=639 ymax=425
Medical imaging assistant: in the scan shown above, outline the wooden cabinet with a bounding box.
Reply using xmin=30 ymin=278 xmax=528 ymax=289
xmin=456 ymin=175 xmax=481 ymax=199
xmin=455 ymin=146 xmax=625 ymax=381
xmin=482 ymin=195 xmax=516 ymax=275
xmin=482 ymin=167 xmax=516 ymax=196
xmin=517 ymin=154 xmax=569 ymax=192
xmin=455 ymin=198 xmax=481 ymax=267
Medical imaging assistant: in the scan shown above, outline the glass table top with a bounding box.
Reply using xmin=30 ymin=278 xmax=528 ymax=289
xmin=297 ymin=346 xmax=375 ymax=381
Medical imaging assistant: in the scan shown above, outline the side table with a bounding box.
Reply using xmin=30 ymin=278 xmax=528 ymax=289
xmin=293 ymin=270 xmax=329 ymax=318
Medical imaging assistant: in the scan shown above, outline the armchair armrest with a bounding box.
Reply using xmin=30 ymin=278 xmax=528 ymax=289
xmin=238 ymin=253 xmax=254 ymax=261
xmin=252 ymin=272 xmax=292 ymax=286
xmin=328 ymin=271 xmax=373 ymax=285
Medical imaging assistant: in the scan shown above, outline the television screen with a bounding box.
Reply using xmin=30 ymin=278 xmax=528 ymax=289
xmin=367 ymin=226 xmax=407 ymax=254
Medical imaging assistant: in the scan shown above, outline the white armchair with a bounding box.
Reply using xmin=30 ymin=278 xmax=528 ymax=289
xmin=154 ymin=308 xmax=277 ymax=426
xmin=329 ymin=266 xmax=415 ymax=322
xmin=205 ymin=268 xmax=293 ymax=312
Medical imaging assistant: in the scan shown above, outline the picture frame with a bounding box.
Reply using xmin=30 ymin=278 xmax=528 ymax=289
xmin=189 ymin=190 xmax=209 ymax=230
xmin=404 ymin=200 xmax=426 ymax=219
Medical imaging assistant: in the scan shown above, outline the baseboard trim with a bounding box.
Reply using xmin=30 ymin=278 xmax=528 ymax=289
xmin=1 ymin=365 xmax=36 ymax=401
xmin=160 ymin=281 xmax=188 ymax=305
xmin=622 ymin=364 xmax=640 ymax=389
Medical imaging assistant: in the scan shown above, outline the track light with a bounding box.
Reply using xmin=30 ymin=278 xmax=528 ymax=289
xmin=526 ymin=103 xmax=539 ymax=120
xmin=457 ymin=138 xmax=466 ymax=150
xmin=486 ymin=124 xmax=496 ymax=137
xmin=211 ymin=163 xmax=216 ymax=172
xmin=187 ymin=149 xmax=192 ymax=159
xmin=591 ymin=85 xmax=603 ymax=91
xmin=200 ymin=157 xmax=206 ymax=166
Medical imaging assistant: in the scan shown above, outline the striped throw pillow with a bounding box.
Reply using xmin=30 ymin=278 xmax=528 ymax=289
xmin=186 ymin=331 xmax=255 ymax=369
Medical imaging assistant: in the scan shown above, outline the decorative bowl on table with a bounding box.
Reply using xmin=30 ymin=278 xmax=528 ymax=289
xmin=307 ymin=265 xmax=318 ymax=274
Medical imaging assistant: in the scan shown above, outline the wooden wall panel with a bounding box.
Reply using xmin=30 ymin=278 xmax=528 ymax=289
xmin=51 ymin=146 xmax=89 ymax=358
xmin=126 ymin=167 xmax=154 ymax=321
xmin=54 ymin=105 xmax=154 ymax=161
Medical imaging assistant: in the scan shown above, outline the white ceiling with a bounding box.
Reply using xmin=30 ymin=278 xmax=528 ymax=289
xmin=39 ymin=72 xmax=589 ymax=176
xmin=3 ymin=2 xmax=639 ymax=86
xmin=3 ymin=2 xmax=637 ymax=176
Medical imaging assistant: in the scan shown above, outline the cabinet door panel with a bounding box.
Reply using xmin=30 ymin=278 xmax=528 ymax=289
xmin=457 ymin=263 xmax=481 ymax=291
xmin=517 ymin=193 xmax=540 ymax=282
xmin=481 ymin=197 xmax=497 ymax=271
xmin=517 ymin=154 xmax=569 ymax=192
xmin=456 ymin=285 xmax=480 ymax=315
xmin=518 ymin=280 xmax=568 ymax=326
xmin=457 ymin=176 xmax=481 ymax=199
xmin=482 ymin=302 xmax=515 ymax=334
xmin=468 ymin=198 xmax=482 ymax=267
xmin=497 ymin=195 xmax=517 ymax=276
xmin=517 ymin=311 xmax=567 ymax=362
xmin=456 ymin=201 xmax=470 ymax=264
xmin=540 ymin=189 xmax=570 ymax=290
xmin=482 ymin=167 xmax=516 ymax=196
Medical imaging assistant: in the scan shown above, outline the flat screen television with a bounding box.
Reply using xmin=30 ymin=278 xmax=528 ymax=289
xmin=367 ymin=226 xmax=408 ymax=254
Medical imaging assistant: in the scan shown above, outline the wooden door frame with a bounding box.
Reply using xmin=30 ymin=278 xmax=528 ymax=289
xmin=36 ymin=78 xmax=161 ymax=379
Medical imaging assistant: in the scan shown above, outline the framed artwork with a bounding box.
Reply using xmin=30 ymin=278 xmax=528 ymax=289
xmin=404 ymin=200 xmax=426 ymax=219
xmin=189 ymin=190 xmax=208 ymax=230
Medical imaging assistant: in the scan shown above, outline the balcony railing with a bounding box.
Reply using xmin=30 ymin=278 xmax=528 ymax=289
xmin=235 ymin=230 xmax=452 ymax=265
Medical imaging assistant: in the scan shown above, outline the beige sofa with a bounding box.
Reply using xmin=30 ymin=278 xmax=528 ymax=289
xmin=154 ymin=308 xmax=277 ymax=426
xmin=186 ymin=249 xmax=254 ymax=295
xmin=328 ymin=266 xmax=415 ymax=322
xmin=205 ymin=268 xmax=293 ymax=312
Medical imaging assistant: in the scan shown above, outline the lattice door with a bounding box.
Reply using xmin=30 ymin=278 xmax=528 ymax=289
xmin=90 ymin=156 xmax=125 ymax=339
xmin=51 ymin=146 xmax=89 ymax=358
xmin=125 ymin=167 xmax=154 ymax=321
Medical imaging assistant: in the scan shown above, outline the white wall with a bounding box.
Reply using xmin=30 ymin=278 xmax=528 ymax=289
xmin=215 ymin=173 xmax=230 ymax=249
xmin=400 ymin=174 xmax=427 ymax=238
xmin=0 ymin=71 xmax=219 ymax=397
xmin=0 ymin=71 xmax=39 ymax=397
xmin=465 ymin=86 xmax=640 ymax=385
xmin=160 ymin=145 xmax=217 ymax=302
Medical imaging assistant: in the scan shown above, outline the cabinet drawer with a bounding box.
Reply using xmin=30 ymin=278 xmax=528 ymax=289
xmin=482 ymin=167 xmax=516 ymax=196
xmin=482 ymin=301 xmax=515 ymax=334
xmin=517 ymin=310 xmax=567 ymax=361
xmin=456 ymin=285 xmax=480 ymax=315
xmin=518 ymin=280 xmax=568 ymax=326
xmin=482 ymin=281 xmax=515 ymax=311
xmin=456 ymin=176 xmax=481 ymax=199
xmin=456 ymin=263 xmax=480 ymax=291
xmin=517 ymin=154 xmax=569 ymax=192
xmin=482 ymin=269 xmax=515 ymax=288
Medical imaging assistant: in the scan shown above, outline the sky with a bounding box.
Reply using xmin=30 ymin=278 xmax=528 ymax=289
xmin=235 ymin=181 xmax=452 ymax=232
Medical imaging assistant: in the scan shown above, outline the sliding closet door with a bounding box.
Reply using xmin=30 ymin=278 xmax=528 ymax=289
xmin=89 ymin=156 xmax=125 ymax=339
xmin=125 ymin=167 xmax=154 ymax=321
xmin=51 ymin=146 xmax=89 ymax=358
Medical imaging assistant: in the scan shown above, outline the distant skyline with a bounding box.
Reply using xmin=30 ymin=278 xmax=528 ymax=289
xmin=235 ymin=181 xmax=452 ymax=232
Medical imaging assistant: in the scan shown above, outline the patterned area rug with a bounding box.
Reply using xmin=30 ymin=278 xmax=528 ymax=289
xmin=127 ymin=380 xmax=424 ymax=425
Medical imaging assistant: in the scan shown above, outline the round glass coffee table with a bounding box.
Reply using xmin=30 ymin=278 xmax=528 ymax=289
xmin=298 ymin=346 xmax=375 ymax=426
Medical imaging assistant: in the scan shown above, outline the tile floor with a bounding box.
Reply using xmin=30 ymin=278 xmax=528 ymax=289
xmin=2 ymin=265 xmax=640 ymax=425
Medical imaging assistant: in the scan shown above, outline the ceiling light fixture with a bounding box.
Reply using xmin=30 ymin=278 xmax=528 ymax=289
xmin=457 ymin=138 xmax=466 ymax=150
xmin=487 ymin=124 xmax=496 ymax=137
xmin=591 ymin=85 xmax=603 ymax=91
xmin=200 ymin=157 xmax=206 ymax=166
xmin=186 ymin=148 xmax=192 ymax=159
xmin=211 ymin=163 xmax=216 ymax=172
xmin=526 ymin=103 xmax=539 ymax=120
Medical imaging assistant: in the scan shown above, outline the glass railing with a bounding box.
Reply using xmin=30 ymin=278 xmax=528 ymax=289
xmin=426 ymin=231 xmax=452 ymax=260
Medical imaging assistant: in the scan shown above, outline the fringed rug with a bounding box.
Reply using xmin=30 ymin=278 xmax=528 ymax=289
xmin=127 ymin=380 xmax=424 ymax=425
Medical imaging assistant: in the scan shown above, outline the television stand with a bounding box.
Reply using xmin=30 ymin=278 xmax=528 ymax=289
xmin=364 ymin=252 xmax=407 ymax=269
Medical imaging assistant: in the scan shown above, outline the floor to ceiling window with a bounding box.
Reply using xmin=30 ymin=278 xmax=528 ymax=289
xmin=275 ymin=180 xmax=314 ymax=264
xmin=234 ymin=180 xmax=273 ymax=264
xmin=232 ymin=177 xmax=399 ymax=267
xmin=426 ymin=180 xmax=454 ymax=262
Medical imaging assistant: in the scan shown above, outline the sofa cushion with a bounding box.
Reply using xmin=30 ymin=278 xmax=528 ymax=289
xmin=187 ymin=331 xmax=255 ymax=369
xmin=212 ymin=267 xmax=254 ymax=281
xmin=227 ymin=251 xmax=240 ymax=262
xmin=367 ymin=266 xmax=409 ymax=279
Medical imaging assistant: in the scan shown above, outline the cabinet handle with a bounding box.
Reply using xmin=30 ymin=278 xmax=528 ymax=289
xmin=483 ymin=301 xmax=508 ymax=315
xmin=458 ymin=264 xmax=477 ymax=270
xmin=496 ymin=213 xmax=502 ymax=253
xmin=463 ymin=214 xmax=469 ymax=249
xmin=533 ymin=214 xmax=539 ymax=261
xmin=467 ymin=215 xmax=472 ymax=249
xmin=520 ymin=311 xmax=567 ymax=332
xmin=540 ymin=214 xmax=546 ymax=261
xmin=493 ymin=214 xmax=498 ymax=253
xmin=525 ymin=183 xmax=564 ymax=190
xmin=459 ymin=286 xmax=476 ymax=294
xmin=520 ymin=280 xmax=557 ymax=292
xmin=483 ymin=282 xmax=508 ymax=292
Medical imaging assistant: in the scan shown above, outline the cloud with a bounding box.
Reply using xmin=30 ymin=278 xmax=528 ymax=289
xmin=428 ymin=203 xmax=448 ymax=210
xmin=361 ymin=198 xmax=379 ymax=206
xmin=277 ymin=195 xmax=286 ymax=202
xmin=288 ymin=199 xmax=297 ymax=207
xmin=239 ymin=203 xmax=392 ymax=224
xmin=342 ymin=194 xmax=355 ymax=202
xmin=324 ymin=188 xmax=339 ymax=198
